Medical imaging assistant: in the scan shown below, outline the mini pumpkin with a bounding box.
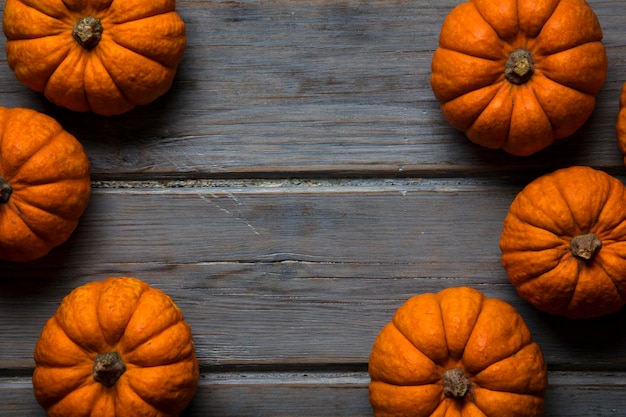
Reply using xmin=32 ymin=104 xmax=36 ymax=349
xmin=368 ymin=287 xmax=547 ymax=417
xmin=500 ymin=166 xmax=626 ymax=318
xmin=33 ymin=276 xmax=199 ymax=417
xmin=0 ymin=106 xmax=90 ymax=262
xmin=2 ymin=0 xmax=186 ymax=116
xmin=616 ymin=82 xmax=626 ymax=163
xmin=430 ymin=0 xmax=607 ymax=156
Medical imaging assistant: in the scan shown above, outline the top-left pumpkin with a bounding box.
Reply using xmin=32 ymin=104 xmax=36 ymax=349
xmin=2 ymin=0 xmax=186 ymax=116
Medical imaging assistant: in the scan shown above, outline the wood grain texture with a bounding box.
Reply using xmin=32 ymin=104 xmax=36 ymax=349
xmin=1 ymin=0 xmax=626 ymax=415
xmin=0 ymin=0 xmax=624 ymax=177
xmin=2 ymin=184 xmax=626 ymax=417
xmin=4 ymin=372 xmax=626 ymax=416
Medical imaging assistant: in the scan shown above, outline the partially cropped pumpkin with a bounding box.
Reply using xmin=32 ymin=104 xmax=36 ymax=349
xmin=0 ymin=106 xmax=90 ymax=262
xmin=368 ymin=287 xmax=547 ymax=417
xmin=616 ymin=82 xmax=626 ymax=163
xmin=33 ymin=277 xmax=199 ymax=417
xmin=2 ymin=0 xmax=186 ymax=116
xmin=431 ymin=0 xmax=607 ymax=156
xmin=500 ymin=166 xmax=626 ymax=318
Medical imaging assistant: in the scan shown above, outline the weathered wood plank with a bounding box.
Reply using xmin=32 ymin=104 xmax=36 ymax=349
xmin=3 ymin=261 xmax=625 ymax=371
xmin=1 ymin=178 xmax=524 ymax=267
xmin=190 ymin=371 xmax=626 ymax=417
xmin=2 ymin=182 xmax=626 ymax=371
xmin=0 ymin=0 xmax=624 ymax=176
xmin=3 ymin=372 xmax=626 ymax=416
xmin=2 ymin=0 xmax=626 ymax=413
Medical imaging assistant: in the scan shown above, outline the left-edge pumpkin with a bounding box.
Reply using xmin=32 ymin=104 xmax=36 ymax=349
xmin=0 ymin=107 xmax=91 ymax=262
xmin=33 ymin=276 xmax=200 ymax=417
xmin=2 ymin=0 xmax=186 ymax=116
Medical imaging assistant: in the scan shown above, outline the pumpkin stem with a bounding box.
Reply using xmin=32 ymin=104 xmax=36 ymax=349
xmin=72 ymin=16 xmax=103 ymax=50
xmin=504 ymin=48 xmax=534 ymax=85
xmin=93 ymin=352 xmax=126 ymax=387
xmin=0 ymin=176 xmax=12 ymax=204
xmin=570 ymin=233 xmax=602 ymax=260
xmin=442 ymin=368 xmax=471 ymax=398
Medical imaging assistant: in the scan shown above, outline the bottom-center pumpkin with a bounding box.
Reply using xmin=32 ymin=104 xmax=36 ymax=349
xmin=368 ymin=287 xmax=547 ymax=417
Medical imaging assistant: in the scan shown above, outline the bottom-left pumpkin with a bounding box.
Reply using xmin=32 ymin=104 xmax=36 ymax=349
xmin=32 ymin=277 xmax=199 ymax=417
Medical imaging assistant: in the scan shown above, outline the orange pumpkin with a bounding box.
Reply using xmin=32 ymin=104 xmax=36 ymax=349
xmin=500 ymin=166 xmax=626 ymax=318
xmin=368 ymin=287 xmax=547 ymax=417
xmin=430 ymin=0 xmax=607 ymax=156
xmin=2 ymin=0 xmax=186 ymax=116
xmin=616 ymin=82 xmax=626 ymax=163
xmin=0 ymin=106 xmax=90 ymax=262
xmin=33 ymin=277 xmax=199 ymax=417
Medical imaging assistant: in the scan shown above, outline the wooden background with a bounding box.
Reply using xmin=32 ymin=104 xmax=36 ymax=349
xmin=2 ymin=0 xmax=626 ymax=415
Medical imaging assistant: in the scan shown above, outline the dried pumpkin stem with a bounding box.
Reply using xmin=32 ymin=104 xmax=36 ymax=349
xmin=442 ymin=368 xmax=471 ymax=398
xmin=570 ymin=233 xmax=602 ymax=260
xmin=0 ymin=176 xmax=12 ymax=204
xmin=73 ymin=16 xmax=103 ymax=50
xmin=504 ymin=48 xmax=535 ymax=85
xmin=93 ymin=352 xmax=126 ymax=387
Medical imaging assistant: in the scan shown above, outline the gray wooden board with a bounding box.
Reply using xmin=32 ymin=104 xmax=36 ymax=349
xmin=3 ymin=372 xmax=626 ymax=416
xmin=1 ymin=0 xmax=626 ymax=415
xmin=0 ymin=0 xmax=624 ymax=177
xmin=2 ymin=184 xmax=626 ymax=416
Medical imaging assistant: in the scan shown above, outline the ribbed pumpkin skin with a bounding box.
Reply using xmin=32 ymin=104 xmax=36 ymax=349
xmin=616 ymin=82 xmax=626 ymax=163
xmin=368 ymin=287 xmax=547 ymax=417
xmin=33 ymin=277 xmax=199 ymax=417
xmin=2 ymin=0 xmax=186 ymax=116
xmin=430 ymin=0 xmax=607 ymax=156
xmin=0 ymin=106 xmax=90 ymax=262
xmin=500 ymin=166 xmax=626 ymax=319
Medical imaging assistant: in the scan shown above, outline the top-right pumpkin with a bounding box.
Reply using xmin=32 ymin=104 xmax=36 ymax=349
xmin=431 ymin=0 xmax=607 ymax=157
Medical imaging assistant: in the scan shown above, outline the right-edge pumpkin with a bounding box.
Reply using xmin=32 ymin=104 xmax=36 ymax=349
xmin=431 ymin=0 xmax=607 ymax=156
xmin=616 ymin=82 xmax=626 ymax=163
xmin=368 ymin=287 xmax=547 ymax=417
xmin=500 ymin=166 xmax=626 ymax=319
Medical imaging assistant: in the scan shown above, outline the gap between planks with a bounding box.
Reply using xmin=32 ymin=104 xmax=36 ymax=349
xmin=3 ymin=371 xmax=626 ymax=388
xmin=90 ymin=176 xmax=529 ymax=193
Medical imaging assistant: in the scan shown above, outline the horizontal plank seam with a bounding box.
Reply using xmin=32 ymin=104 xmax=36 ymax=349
xmin=3 ymin=371 xmax=626 ymax=387
xmin=87 ymin=164 xmax=626 ymax=183
xmin=90 ymin=178 xmax=525 ymax=193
